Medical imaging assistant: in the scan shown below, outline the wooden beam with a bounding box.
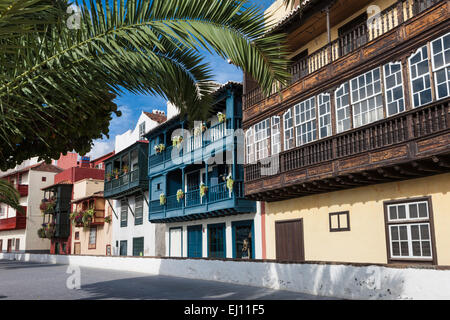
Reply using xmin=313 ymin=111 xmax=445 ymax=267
xmin=432 ymin=156 xmax=450 ymax=168
xmin=377 ymin=168 xmax=404 ymax=179
xmin=411 ymin=161 xmax=442 ymax=173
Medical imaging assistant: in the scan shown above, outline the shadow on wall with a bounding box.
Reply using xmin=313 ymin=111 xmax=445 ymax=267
xmin=154 ymin=258 xmax=406 ymax=300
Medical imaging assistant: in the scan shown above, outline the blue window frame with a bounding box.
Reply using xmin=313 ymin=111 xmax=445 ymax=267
xmin=207 ymin=223 xmax=226 ymax=258
xmin=232 ymin=220 xmax=255 ymax=259
xmin=187 ymin=225 xmax=203 ymax=258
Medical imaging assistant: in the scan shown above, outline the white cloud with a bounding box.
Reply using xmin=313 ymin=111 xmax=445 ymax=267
xmin=87 ymin=139 xmax=115 ymax=160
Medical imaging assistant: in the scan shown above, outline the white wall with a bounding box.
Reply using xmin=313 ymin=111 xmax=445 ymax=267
xmin=3 ymin=252 xmax=450 ymax=300
xmin=166 ymin=101 xmax=180 ymax=121
xmin=164 ymin=209 xmax=262 ymax=259
xmin=115 ymin=112 xmax=159 ymax=154
xmin=111 ymin=192 xmax=158 ymax=256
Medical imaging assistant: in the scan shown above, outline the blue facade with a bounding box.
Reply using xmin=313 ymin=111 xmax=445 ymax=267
xmin=146 ymin=83 xmax=256 ymax=223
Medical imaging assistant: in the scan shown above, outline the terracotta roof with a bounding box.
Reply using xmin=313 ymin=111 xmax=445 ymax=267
xmin=143 ymin=111 xmax=167 ymax=124
xmin=0 ymin=162 xmax=63 ymax=178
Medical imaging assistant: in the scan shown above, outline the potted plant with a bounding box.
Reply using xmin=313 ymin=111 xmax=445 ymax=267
xmin=70 ymin=211 xmax=84 ymax=227
xmin=217 ymin=112 xmax=226 ymax=123
xmin=176 ymin=189 xmax=185 ymax=202
xmin=200 ymin=183 xmax=208 ymax=198
xmin=122 ymin=165 xmax=129 ymax=174
xmin=159 ymin=193 xmax=166 ymax=206
xmin=45 ymin=223 xmax=55 ymax=238
xmin=82 ymin=208 xmax=95 ymax=227
xmin=37 ymin=227 xmax=47 ymax=239
xmin=154 ymin=143 xmax=166 ymax=154
xmin=104 ymin=216 xmax=112 ymax=224
xmin=105 ymin=172 xmax=112 ymax=181
xmin=226 ymin=174 xmax=234 ymax=193
xmin=113 ymin=168 xmax=119 ymax=179
xmin=172 ymin=135 xmax=183 ymax=148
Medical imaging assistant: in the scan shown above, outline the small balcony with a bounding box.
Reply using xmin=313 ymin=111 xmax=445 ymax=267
xmin=104 ymin=142 xmax=149 ymax=199
xmin=149 ymin=118 xmax=238 ymax=172
xmin=16 ymin=184 xmax=28 ymax=197
xmin=149 ymin=181 xmax=255 ymax=223
xmin=0 ymin=207 xmax=27 ymax=231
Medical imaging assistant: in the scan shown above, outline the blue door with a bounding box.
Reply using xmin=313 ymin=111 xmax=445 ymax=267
xmin=208 ymin=223 xmax=226 ymax=258
xmin=187 ymin=225 xmax=202 ymax=258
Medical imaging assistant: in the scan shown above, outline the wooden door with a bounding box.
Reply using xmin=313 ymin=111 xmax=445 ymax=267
xmin=275 ymin=219 xmax=305 ymax=262
xmin=0 ymin=239 xmax=3 ymax=252
xmin=74 ymin=242 xmax=81 ymax=255
xmin=7 ymin=239 xmax=12 ymax=253
xmin=187 ymin=225 xmax=202 ymax=258
xmin=169 ymin=228 xmax=182 ymax=257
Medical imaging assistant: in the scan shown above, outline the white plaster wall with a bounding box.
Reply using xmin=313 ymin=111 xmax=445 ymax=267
xmin=164 ymin=210 xmax=262 ymax=260
xmin=2 ymin=252 xmax=450 ymax=300
xmin=115 ymin=112 xmax=159 ymax=154
xmin=111 ymin=191 xmax=157 ymax=256
xmin=166 ymin=101 xmax=180 ymax=121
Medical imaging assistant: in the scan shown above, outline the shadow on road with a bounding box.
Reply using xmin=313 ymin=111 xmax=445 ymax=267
xmin=0 ymin=260 xmax=63 ymax=270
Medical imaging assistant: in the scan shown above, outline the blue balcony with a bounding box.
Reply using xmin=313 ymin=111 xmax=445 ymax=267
xmin=149 ymin=181 xmax=256 ymax=223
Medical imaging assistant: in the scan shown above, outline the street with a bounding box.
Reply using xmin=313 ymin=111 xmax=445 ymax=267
xmin=0 ymin=260 xmax=332 ymax=300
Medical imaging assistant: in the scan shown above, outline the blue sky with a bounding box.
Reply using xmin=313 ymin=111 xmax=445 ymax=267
xmin=87 ymin=0 xmax=276 ymax=159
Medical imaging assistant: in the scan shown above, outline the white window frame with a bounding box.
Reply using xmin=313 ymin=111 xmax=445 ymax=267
xmin=318 ymin=93 xmax=332 ymax=139
xmin=294 ymin=96 xmax=317 ymax=146
xmin=283 ymin=108 xmax=295 ymax=151
xmin=335 ymin=82 xmax=351 ymax=134
xmin=384 ymin=61 xmax=405 ymax=116
xmin=431 ymin=32 xmax=450 ymax=100
xmin=245 ymin=128 xmax=255 ymax=164
xmin=89 ymin=227 xmax=97 ymax=246
xmin=409 ymin=45 xmax=433 ymax=108
xmin=254 ymin=119 xmax=270 ymax=161
xmin=386 ymin=200 xmax=433 ymax=261
xmin=350 ymin=67 xmax=384 ymax=128
xmin=271 ymin=116 xmax=281 ymax=155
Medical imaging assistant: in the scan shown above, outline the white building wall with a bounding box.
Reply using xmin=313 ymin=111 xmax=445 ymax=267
xmin=115 ymin=112 xmax=160 ymax=153
xmin=111 ymin=191 xmax=158 ymax=256
xmin=164 ymin=208 xmax=262 ymax=259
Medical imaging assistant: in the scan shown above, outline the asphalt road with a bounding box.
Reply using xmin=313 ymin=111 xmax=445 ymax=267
xmin=0 ymin=259 xmax=333 ymax=300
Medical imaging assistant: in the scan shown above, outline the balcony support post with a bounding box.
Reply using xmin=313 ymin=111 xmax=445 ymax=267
xmin=126 ymin=198 xmax=135 ymax=217
xmin=107 ymin=199 xmax=119 ymax=220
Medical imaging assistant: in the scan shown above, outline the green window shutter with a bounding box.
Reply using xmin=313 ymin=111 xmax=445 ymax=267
xmin=132 ymin=237 xmax=144 ymax=256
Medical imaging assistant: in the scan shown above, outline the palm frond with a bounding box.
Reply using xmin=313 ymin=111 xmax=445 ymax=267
xmin=0 ymin=179 xmax=21 ymax=211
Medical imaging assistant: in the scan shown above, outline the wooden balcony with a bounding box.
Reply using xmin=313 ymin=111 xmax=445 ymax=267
xmin=0 ymin=207 xmax=27 ymax=231
xmin=244 ymin=100 xmax=450 ymax=201
xmin=16 ymin=184 xmax=28 ymax=197
xmin=243 ymin=0 xmax=447 ymax=120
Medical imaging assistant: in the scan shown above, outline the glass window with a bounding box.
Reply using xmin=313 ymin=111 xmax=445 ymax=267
xmin=351 ymin=67 xmax=384 ymax=127
xmin=132 ymin=237 xmax=144 ymax=256
xmin=233 ymin=221 xmax=253 ymax=259
xmin=294 ymin=97 xmax=317 ymax=146
xmin=254 ymin=119 xmax=270 ymax=161
xmin=318 ymin=93 xmax=332 ymax=139
xmin=283 ymin=109 xmax=295 ymax=150
xmin=119 ymin=240 xmax=127 ymax=256
xmin=384 ymin=62 xmax=405 ymax=116
xmin=386 ymin=200 xmax=433 ymax=261
xmin=431 ymin=32 xmax=450 ymax=100
xmin=409 ymin=45 xmax=433 ymax=108
xmin=135 ymin=195 xmax=143 ymax=225
xmin=335 ymin=82 xmax=351 ymax=133
xmin=208 ymin=224 xmax=225 ymax=258
xmin=271 ymin=116 xmax=281 ymax=155
xmin=120 ymin=200 xmax=128 ymax=228
xmin=245 ymin=128 xmax=255 ymax=164
xmin=88 ymin=227 xmax=97 ymax=248
xmin=139 ymin=122 xmax=146 ymax=140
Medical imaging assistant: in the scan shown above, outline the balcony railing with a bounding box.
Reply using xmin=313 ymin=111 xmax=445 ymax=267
xmin=150 ymin=181 xmax=245 ymax=215
xmin=16 ymin=184 xmax=28 ymax=197
xmin=149 ymin=118 xmax=237 ymax=168
xmin=104 ymin=169 xmax=140 ymax=194
xmin=243 ymin=0 xmax=442 ymax=109
xmin=0 ymin=209 xmax=27 ymax=231
xmin=245 ymin=101 xmax=449 ymax=182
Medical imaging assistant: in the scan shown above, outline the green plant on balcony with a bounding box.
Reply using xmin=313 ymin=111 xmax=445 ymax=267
xmin=160 ymin=193 xmax=166 ymax=206
xmin=172 ymin=135 xmax=183 ymax=148
xmin=37 ymin=227 xmax=46 ymax=239
xmin=39 ymin=222 xmax=55 ymax=238
xmin=200 ymin=183 xmax=208 ymax=198
xmin=154 ymin=143 xmax=165 ymax=154
xmin=105 ymin=172 xmax=112 ymax=181
xmin=40 ymin=198 xmax=55 ymax=214
xmin=226 ymin=174 xmax=234 ymax=193
xmin=176 ymin=189 xmax=185 ymax=202
xmin=122 ymin=165 xmax=129 ymax=174
xmin=82 ymin=208 xmax=95 ymax=227
xmin=113 ymin=168 xmax=120 ymax=179
xmin=104 ymin=216 xmax=112 ymax=224
xmin=69 ymin=211 xmax=84 ymax=227
xmin=217 ymin=112 xmax=226 ymax=123
xmin=194 ymin=123 xmax=207 ymax=136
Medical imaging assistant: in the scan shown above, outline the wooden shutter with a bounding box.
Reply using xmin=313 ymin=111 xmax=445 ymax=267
xmin=275 ymin=219 xmax=305 ymax=262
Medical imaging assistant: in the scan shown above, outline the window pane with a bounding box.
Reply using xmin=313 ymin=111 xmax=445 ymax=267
xmin=400 ymin=242 xmax=409 ymax=256
xmin=390 ymin=226 xmax=399 ymax=241
xmin=389 ymin=206 xmax=397 ymax=220
xmin=412 ymin=241 xmax=421 ymax=256
xmin=418 ymin=203 xmax=428 ymax=218
xmin=409 ymin=204 xmax=418 ymax=219
xmin=392 ymin=242 xmax=400 ymax=256
xmin=397 ymin=205 xmax=406 ymax=219
xmin=422 ymin=241 xmax=432 ymax=257
xmin=411 ymin=225 xmax=420 ymax=240
xmin=384 ymin=62 xmax=405 ymax=116
xmin=409 ymin=45 xmax=432 ymax=108
xmin=399 ymin=226 xmax=408 ymax=240
xmin=420 ymin=224 xmax=430 ymax=240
